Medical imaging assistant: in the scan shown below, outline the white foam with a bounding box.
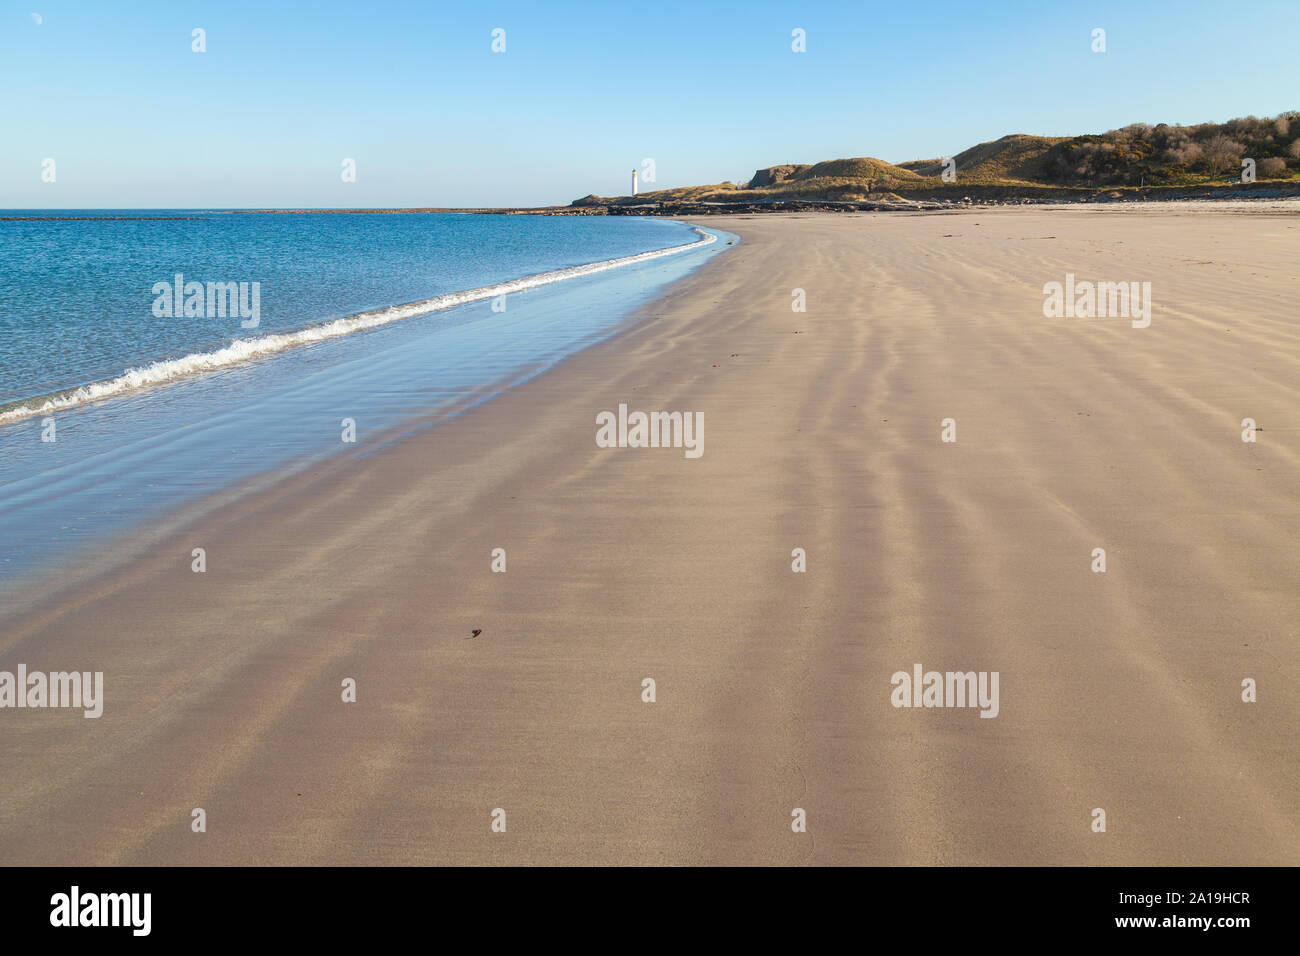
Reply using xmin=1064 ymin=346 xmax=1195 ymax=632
xmin=0 ymin=227 xmax=717 ymax=425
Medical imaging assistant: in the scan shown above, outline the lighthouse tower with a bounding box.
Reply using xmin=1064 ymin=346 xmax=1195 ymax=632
xmin=632 ymin=169 xmax=638 ymax=196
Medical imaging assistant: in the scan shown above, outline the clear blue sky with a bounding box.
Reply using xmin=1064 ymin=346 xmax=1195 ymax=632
xmin=4 ymin=0 xmax=1297 ymax=208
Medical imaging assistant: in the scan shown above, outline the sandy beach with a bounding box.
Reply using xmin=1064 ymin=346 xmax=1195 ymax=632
xmin=1 ymin=205 xmax=1298 ymax=866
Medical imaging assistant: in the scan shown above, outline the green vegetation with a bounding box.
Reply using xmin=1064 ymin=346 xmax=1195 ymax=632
xmin=578 ymin=113 xmax=1300 ymax=206
xmin=1036 ymin=114 xmax=1300 ymax=186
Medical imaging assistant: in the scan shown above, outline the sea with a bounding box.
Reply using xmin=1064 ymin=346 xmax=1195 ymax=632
xmin=0 ymin=211 xmax=734 ymax=600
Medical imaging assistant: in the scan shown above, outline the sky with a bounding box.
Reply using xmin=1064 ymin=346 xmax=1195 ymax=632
xmin=3 ymin=0 xmax=1298 ymax=208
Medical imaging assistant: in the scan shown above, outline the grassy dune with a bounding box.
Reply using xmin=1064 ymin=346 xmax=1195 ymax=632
xmin=578 ymin=113 xmax=1300 ymax=206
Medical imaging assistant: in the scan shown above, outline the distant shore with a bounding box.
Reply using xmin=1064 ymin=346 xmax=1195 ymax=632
xmin=6 ymin=183 xmax=1299 ymax=221
xmin=239 ymin=179 xmax=1300 ymax=215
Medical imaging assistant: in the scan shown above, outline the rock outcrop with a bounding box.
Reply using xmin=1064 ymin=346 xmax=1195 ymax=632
xmin=746 ymin=165 xmax=809 ymax=188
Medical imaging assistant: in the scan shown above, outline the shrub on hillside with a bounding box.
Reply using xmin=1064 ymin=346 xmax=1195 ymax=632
xmin=1258 ymin=157 xmax=1289 ymax=178
xmin=1203 ymin=135 xmax=1246 ymax=176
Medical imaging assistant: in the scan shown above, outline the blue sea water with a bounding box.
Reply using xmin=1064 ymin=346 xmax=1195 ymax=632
xmin=0 ymin=211 xmax=734 ymax=598
xmin=0 ymin=211 xmax=702 ymax=404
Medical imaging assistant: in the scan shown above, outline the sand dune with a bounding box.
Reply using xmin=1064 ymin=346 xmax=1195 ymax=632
xmin=1 ymin=206 xmax=1297 ymax=865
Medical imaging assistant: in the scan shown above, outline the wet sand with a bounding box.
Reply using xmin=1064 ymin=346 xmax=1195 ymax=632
xmin=2 ymin=206 xmax=1298 ymax=865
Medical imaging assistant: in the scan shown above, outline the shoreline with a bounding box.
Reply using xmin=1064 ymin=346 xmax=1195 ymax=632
xmin=2 ymin=208 xmax=1297 ymax=865
xmin=6 ymin=187 xmax=1300 ymax=219
xmin=0 ymin=224 xmax=717 ymax=426
xmin=0 ymin=226 xmax=733 ymax=622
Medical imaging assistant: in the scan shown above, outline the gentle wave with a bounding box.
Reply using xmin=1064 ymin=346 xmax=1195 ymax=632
xmin=0 ymin=227 xmax=717 ymax=425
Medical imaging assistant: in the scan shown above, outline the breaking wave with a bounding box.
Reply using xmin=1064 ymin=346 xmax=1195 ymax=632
xmin=0 ymin=227 xmax=717 ymax=425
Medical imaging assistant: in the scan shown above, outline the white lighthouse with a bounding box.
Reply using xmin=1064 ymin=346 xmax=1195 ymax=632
xmin=632 ymin=168 xmax=638 ymax=196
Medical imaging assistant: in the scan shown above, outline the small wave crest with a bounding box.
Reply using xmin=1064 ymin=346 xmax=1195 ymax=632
xmin=0 ymin=227 xmax=718 ymax=425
